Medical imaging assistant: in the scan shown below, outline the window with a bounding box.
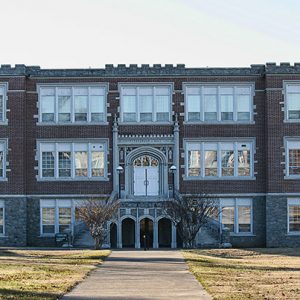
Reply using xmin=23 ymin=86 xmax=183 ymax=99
xmin=285 ymin=84 xmax=300 ymax=121
xmin=42 ymin=207 xmax=55 ymax=234
xmin=185 ymin=84 xmax=253 ymax=123
xmin=120 ymin=85 xmax=171 ymax=122
xmin=288 ymin=199 xmax=300 ymax=233
xmin=286 ymin=139 xmax=300 ymax=178
xmin=0 ymin=141 xmax=7 ymax=179
xmin=0 ymin=84 xmax=7 ymax=123
xmin=186 ymin=140 xmax=254 ymax=179
xmin=0 ymin=200 xmax=4 ymax=235
xmin=39 ymin=85 xmax=107 ymax=124
xmin=39 ymin=141 xmax=106 ymax=180
xmin=40 ymin=200 xmax=74 ymax=235
xmin=220 ymin=198 xmax=252 ymax=234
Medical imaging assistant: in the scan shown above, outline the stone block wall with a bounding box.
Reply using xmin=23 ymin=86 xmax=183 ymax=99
xmin=0 ymin=198 xmax=27 ymax=246
xmin=266 ymin=195 xmax=300 ymax=247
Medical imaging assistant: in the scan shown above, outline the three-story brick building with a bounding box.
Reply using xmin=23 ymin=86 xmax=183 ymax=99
xmin=0 ymin=63 xmax=299 ymax=248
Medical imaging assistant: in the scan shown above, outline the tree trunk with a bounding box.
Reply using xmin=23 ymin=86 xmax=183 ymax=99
xmin=94 ymin=236 xmax=103 ymax=250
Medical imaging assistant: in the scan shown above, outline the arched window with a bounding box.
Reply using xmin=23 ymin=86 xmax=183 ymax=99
xmin=133 ymin=155 xmax=159 ymax=167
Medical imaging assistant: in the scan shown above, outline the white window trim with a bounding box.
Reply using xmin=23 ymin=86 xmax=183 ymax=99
xmin=37 ymin=139 xmax=109 ymax=181
xmin=40 ymin=199 xmax=76 ymax=236
xmin=37 ymin=83 xmax=109 ymax=125
xmin=284 ymin=137 xmax=300 ymax=179
xmin=287 ymin=198 xmax=300 ymax=235
xmin=0 ymin=83 xmax=8 ymax=125
xmin=0 ymin=200 xmax=5 ymax=236
xmin=184 ymin=138 xmax=255 ymax=180
xmin=283 ymin=81 xmax=300 ymax=123
xmin=183 ymin=82 xmax=255 ymax=124
xmin=219 ymin=198 xmax=253 ymax=235
xmin=0 ymin=139 xmax=7 ymax=181
xmin=118 ymin=83 xmax=174 ymax=124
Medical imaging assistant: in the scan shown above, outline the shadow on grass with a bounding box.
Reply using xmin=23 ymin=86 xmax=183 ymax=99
xmin=107 ymin=256 xmax=183 ymax=263
xmin=0 ymin=288 xmax=57 ymax=300
xmin=186 ymin=257 xmax=300 ymax=272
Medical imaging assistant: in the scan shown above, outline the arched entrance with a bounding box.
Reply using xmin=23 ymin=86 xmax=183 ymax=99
xmin=122 ymin=218 xmax=135 ymax=248
xmin=158 ymin=218 xmax=172 ymax=248
xmin=110 ymin=223 xmax=117 ymax=248
xmin=140 ymin=218 xmax=153 ymax=249
xmin=133 ymin=155 xmax=159 ymax=196
xmin=125 ymin=147 xmax=169 ymax=198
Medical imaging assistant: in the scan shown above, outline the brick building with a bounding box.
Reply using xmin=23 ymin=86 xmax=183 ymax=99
xmin=0 ymin=63 xmax=299 ymax=248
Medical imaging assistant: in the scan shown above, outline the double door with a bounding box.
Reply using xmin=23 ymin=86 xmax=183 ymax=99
xmin=134 ymin=166 xmax=159 ymax=196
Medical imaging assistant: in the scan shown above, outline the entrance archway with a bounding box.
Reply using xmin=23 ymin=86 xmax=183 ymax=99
xmin=125 ymin=146 xmax=168 ymax=198
xmin=122 ymin=218 xmax=135 ymax=248
xmin=158 ymin=218 xmax=172 ymax=248
xmin=110 ymin=223 xmax=117 ymax=248
xmin=133 ymin=156 xmax=159 ymax=196
xmin=140 ymin=218 xmax=153 ymax=249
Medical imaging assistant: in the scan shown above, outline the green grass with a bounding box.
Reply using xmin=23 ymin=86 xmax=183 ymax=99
xmin=0 ymin=249 xmax=110 ymax=300
xmin=184 ymin=248 xmax=300 ymax=300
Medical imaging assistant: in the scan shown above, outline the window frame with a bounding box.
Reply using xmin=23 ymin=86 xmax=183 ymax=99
xmin=37 ymin=140 xmax=108 ymax=181
xmin=184 ymin=138 xmax=255 ymax=180
xmin=37 ymin=84 xmax=108 ymax=125
xmin=40 ymin=199 xmax=77 ymax=236
xmin=0 ymin=83 xmax=8 ymax=125
xmin=0 ymin=200 xmax=5 ymax=236
xmin=0 ymin=139 xmax=7 ymax=181
xmin=183 ymin=83 xmax=255 ymax=124
xmin=284 ymin=137 xmax=300 ymax=179
xmin=287 ymin=198 xmax=300 ymax=235
xmin=284 ymin=81 xmax=300 ymax=122
xmin=220 ymin=198 xmax=253 ymax=235
xmin=119 ymin=83 xmax=173 ymax=124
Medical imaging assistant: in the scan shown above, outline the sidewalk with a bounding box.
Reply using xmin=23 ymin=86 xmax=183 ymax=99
xmin=63 ymin=250 xmax=211 ymax=300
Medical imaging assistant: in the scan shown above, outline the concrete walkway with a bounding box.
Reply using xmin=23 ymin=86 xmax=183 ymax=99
xmin=63 ymin=250 xmax=211 ymax=300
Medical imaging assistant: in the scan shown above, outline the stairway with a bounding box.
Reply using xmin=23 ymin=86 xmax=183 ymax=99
xmin=196 ymin=226 xmax=220 ymax=248
xmin=73 ymin=229 xmax=95 ymax=248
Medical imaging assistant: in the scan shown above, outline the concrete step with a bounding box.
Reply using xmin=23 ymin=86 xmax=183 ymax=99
xmin=74 ymin=230 xmax=95 ymax=247
xmin=196 ymin=227 xmax=220 ymax=248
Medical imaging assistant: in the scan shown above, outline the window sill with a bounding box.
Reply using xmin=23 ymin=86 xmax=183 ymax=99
xmin=0 ymin=121 xmax=8 ymax=126
xmin=119 ymin=122 xmax=172 ymax=126
xmin=0 ymin=235 xmax=8 ymax=238
xmin=183 ymin=121 xmax=255 ymax=125
xmin=284 ymin=176 xmax=300 ymax=180
xmin=37 ymin=177 xmax=109 ymax=182
xmin=37 ymin=122 xmax=109 ymax=126
xmin=183 ymin=176 xmax=256 ymax=181
xmin=284 ymin=119 xmax=300 ymax=123
xmin=39 ymin=234 xmax=55 ymax=237
xmin=230 ymin=233 xmax=255 ymax=237
xmin=0 ymin=178 xmax=8 ymax=182
xmin=287 ymin=232 xmax=300 ymax=236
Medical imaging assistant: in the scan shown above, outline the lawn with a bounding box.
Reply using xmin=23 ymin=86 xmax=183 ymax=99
xmin=0 ymin=249 xmax=110 ymax=300
xmin=184 ymin=248 xmax=300 ymax=300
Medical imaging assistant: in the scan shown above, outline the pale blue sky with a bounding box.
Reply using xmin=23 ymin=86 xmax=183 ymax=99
xmin=1 ymin=0 xmax=299 ymax=68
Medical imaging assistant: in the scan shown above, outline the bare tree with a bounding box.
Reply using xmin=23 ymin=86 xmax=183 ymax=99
xmin=77 ymin=196 xmax=119 ymax=249
xmin=164 ymin=192 xmax=219 ymax=248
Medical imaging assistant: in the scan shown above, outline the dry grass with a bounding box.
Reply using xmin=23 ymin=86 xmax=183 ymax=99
xmin=0 ymin=249 xmax=110 ymax=300
xmin=184 ymin=248 xmax=300 ymax=300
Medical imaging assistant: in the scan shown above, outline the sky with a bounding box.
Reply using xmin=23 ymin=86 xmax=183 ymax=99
xmin=0 ymin=0 xmax=300 ymax=68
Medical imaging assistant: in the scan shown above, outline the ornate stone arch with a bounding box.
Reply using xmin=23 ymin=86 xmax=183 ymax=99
xmin=125 ymin=146 xmax=168 ymax=198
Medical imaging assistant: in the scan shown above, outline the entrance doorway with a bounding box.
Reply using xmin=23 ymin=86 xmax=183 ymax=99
xmin=110 ymin=223 xmax=117 ymax=248
xmin=140 ymin=218 xmax=153 ymax=248
xmin=133 ymin=156 xmax=159 ymax=196
xmin=122 ymin=218 xmax=135 ymax=248
xmin=158 ymin=218 xmax=172 ymax=248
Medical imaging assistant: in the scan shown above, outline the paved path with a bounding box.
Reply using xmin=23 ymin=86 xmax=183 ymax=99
xmin=63 ymin=250 xmax=211 ymax=300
